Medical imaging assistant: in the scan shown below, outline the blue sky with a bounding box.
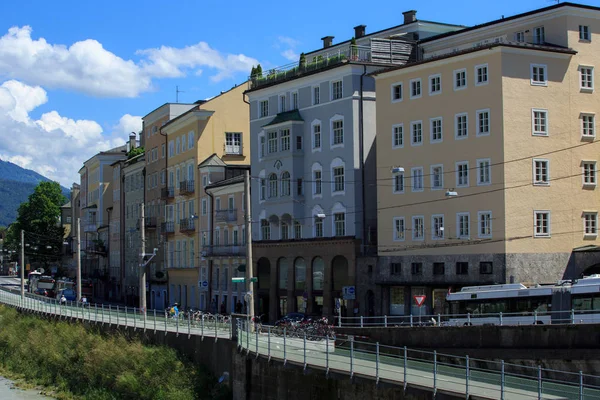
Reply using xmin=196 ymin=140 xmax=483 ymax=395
xmin=0 ymin=0 xmax=595 ymax=185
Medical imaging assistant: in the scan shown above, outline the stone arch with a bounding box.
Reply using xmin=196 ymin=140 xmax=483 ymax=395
xmin=331 ymin=255 xmax=349 ymax=291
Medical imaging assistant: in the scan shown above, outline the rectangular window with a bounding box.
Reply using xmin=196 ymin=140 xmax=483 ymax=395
xmin=233 ymin=229 xmax=239 ymax=245
xmin=294 ymin=221 xmax=302 ymax=239
xmin=480 ymin=262 xmax=493 ymax=274
xmin=477 ymin=158 xmax=491 ymax=185
xmin=279 ymin=94 xmax=286 ymax=113
xmin=532 ymin=109 xmax=548 ymax=136
xmin=313 ymin=86 xmax=320 ymax=105
xmin=259 ymin=136 xmax=265 ymax=158
xmin=455 ymin=113 xmax=468 ymax=139
xmin=432 ymin=214 xmax=444 ymax=239
xmin=334 ymin=213 xmax=345 ymax=236
xmin=333 ymin=167 xmax=345 ymax=192
xmin=531 ymin=64 xmax=547 ymax=86
xmin=533 ymin=159 xmax=549 ymax=185
xmin=296 ymin=136 xmax=302 ymax=150
xmin=583 ymin=161 xmax=597 ymax=186
xmin=430 ymin=117 xmax=443 ymax=143
xmin=314 ymin=217 xmax=323 ymax=238
xmin=429 ymin=74 xmax=441 ymax=94
xmin=281 ymin=223 xmax=289 ymax=240
xmin=515 ymin=31 xmax=525 ymax=42
xmin=161 ymin=144 xmax=165 ymax=158
xmin=410 ymin=78 xmax=422 ymax=99
xmin=268 ymin=131 xmax=278 ymax=153
xmin=582 ymin=115 xmax=595 ymax=138
xmin=411 ymin=167 xmax=424 ymax=192
xmin=476 ymin=109 xmax=490 ymax=136
xmin=313 ymin=124 xmax=321 ymax=149
xmin=297 ymin=178 xmax=303 ymax=196
xmin=391 ymin=82 xmax=403 ymax=102
xmin=411 ymin=121 xmax=423 ymax=145
xmin=181 ymin=134 xmax=187 ymax=152
xmin=168 ymin=141 xmax=174 ymax=157
xmin=584 ymin=212 xmax=598 ymax=236
xmin=475 ymin=64 xmax=488 ymax=85
xmin=314 ymin=170 xmax=322 ymax=195
xmin=393 ymin=217 xmax=405 ymax=241
xmin=291 ymin=91 xmax=299 ymax=109
xmin=579 ymin=25 xmax=591 ymax=41
xmin=431 ymin=165 xmax=443 ymax=190
xmin=215 ymin=197 xmax=221 ymax=211
xmin=534 ymin=211 xmax=551 ymax=237
xmin=280 ymin=129 xmax=290 ymax=151
xmin=533 ymin=26 xmax=545 ymax=44
xmin=260 ymin=100 xmax=269 ymax=118
xmin=457 ymin=213 xmax=470 ymax=239
xmin=393 ymin=172 xmax=404 ymax=193
xmin=433 ymin=263 xmax=445 ymax=275
xmin=456 ymin=262 xmax=469 ymax=275
xmin=201 ymin=198 xmax=207 ymax=215
xmin=580 ymin=67 xmax=594 ymax=90
xmin=392 ymin=124 xmax=403 ymax=148
xmin=188 ymin=131 xmax=194 ymax=149
xmin=412 ymin=216 xmax=424 ymax=240
xmin=454 ymin=69 xmax=466 ymax=90
xmin=391 ymin=263 xmax=401 ymax=275
xmin=332 ymin=119 xmax=344 ymax=145
xmin=456 ymin=161 xmax=469 ymax=187
xmin=332 ymin=80 xmax=343 ymax=100
xmin=225 ymin=132 xmax=242 ymax=155
xmin=411 ymin=263 xmax=422 ymax=275
xmin=176 ymin=137 xmax=180 ymax=155
xmin=478 ymin=211 xmax=492 ymax=238
xmin=260 ymin=179 xmax=266 ymax=201
xmin=261 ymin=220 xmax=270 ymax=240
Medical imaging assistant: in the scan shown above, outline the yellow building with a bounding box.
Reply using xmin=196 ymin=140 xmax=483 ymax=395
xmin=161 ymin=83 xmax=249 ymax=309
xmin=373 ymin=3 xmax=600 ymax=316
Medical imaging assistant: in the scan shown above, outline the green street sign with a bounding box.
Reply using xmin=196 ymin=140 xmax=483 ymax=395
xmin=231 ymin=277 xmax=245 ymax=283
xmin=237 ymin=264 xmax=246 ymax=272
xmin=250 ymin=277 xmax=258 ymax=283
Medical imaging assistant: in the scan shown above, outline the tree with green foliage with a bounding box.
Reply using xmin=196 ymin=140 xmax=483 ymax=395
xmin=255 ymin=63 xmax=263 ymax=77
xmin=299 ymin=53 xmax=306 ymax=69
xmin=4 ymin=181 xmax=66 ymax=268
xmin=127 ymin=146 xmax=145 ymax=159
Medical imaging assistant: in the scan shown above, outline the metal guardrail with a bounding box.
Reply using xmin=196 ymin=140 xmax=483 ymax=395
xmin=1 ymin=287 xmax=599 ymax=399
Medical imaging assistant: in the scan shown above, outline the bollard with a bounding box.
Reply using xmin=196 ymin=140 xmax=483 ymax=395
xmin=109 ymin=304 xmax=112 ymax=325
xmin=116 ymin=305 xmax=119 ymax=325
xmin=360 ymin=315 xmax=364 ymax=328
xmin=433 ymin=350 xmax=437 ymax=395
xmin=571 ymin=309 xmax=575 ymax=324
xmin=403 ymin=346 xmax=407 ymax=391
xmin=188 ymin=313 xmax=191 ymax=336
xmin=375 ymin=342 xmax=380 ymax=385
xmin=467 ymin=312 xmax=471 ymax=325
xmin=303 ymin=332 xmax=307 ymax=371
xmin=499 ymin=312 xmax=503 ymax=326
xmin=466 ymin=355 xmax=470 ymax=398
xmin=283 ymin=328 xmax=287 ymax=365
xmin=125 ymin=306 xmax=128 ymax=326
xmin=134 ymin=307 xmax=137 ymax=330
xmin=410 ymin=314 xmax=413 ymax=327
xmin=534 ymin=310 xmax=538 ymax=324
xmin=501 ymin=360 xmax=505 ymax=400
xmin=268 ymin=326 xmax=271 ymax=361
xmin=154 ymin=309 xmax=157 ymax=333
xmin=350 ymin=336 xmax=354 ymax=379
xmin=579 ymin=371 xmax=584 ymax=400
xmin=255 ymin=325 xmax=259 ymax=359
xmin=326 ymin=335 xmax=329 ymax=376
xmin=201 ymin=315 xmax=204 ymax=339
xmin=538 ymin=365 xmax=542 ymax=399
xmin=384 ymin=315 xmax=388 ymax=328
xmin=437 ymin=313 xmax=441 ymax=327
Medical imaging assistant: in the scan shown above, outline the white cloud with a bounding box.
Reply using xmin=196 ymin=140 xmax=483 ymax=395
xmin=277 ymin=36 xmax=300 ymax=48
xmin=275 ymin=36 xmax=301 ymax=63
xmin=281 ymin=49 xmax=299 ymax=62
xmin=0 ymin=80 xmax=140 ymax=186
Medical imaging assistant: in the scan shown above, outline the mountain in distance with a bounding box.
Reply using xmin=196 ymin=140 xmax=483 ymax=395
xmin=0 ymin=159 xmax=70 ymax=227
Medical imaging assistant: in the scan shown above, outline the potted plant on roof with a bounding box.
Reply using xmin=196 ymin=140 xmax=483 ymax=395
xmin=350 ymin=37 xmax=359 ymax=61
xmin=299 ymin=52 xmax=306 ymax=71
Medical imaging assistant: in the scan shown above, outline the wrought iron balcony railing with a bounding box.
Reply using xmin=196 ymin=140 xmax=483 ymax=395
xmin=179 ymin=180 xmax=195 ymax=195
xmin=216 ymin=209 xmax=237 ymax=223
xmin=179 ymin=218 xmax=196 ymax=233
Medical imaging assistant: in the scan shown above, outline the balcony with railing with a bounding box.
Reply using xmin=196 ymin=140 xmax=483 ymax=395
xmin=203 ymin=245 xmax=246 ymax=257
xmin=248 ymin=39 xmax=415 ymax=90
xmin=179 ymin=218 xmax=196 ymax=233
xmin=161 ymin=221 xmax=175 ymax=234
xmin=161 ymin=187 xmax=174 ymax=199
xmin=179 ymin=180 xmax=195 ymax=195
xmin=216 ymin=209 xmax=237 ymax=223
xmin=144 ymin=216 xmax=157 ymax=229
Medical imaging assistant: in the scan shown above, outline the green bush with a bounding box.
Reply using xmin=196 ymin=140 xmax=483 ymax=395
xmin=0 ymin=306 xmax=230 ymax=400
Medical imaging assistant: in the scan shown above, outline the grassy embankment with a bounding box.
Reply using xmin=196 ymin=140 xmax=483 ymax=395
xmin=0 ymin=305 xmax=230 ymax=400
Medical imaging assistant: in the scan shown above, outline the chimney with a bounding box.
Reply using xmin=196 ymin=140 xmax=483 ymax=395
xmin=403 ymin=10 xmax=417 ymax=24
xmin=129 ymin=132 xmax=136 ymax=151
xmin=321 ymin=36 xmax=334 ymax=49
xmin=354 ymin=25 xmax=366 ymax=39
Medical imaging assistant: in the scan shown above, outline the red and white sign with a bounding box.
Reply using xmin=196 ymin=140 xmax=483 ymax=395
xmin=413 ymin=295 xmax=426 ymax=307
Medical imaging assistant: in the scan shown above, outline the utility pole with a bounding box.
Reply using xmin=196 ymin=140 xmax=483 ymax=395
xmin=244 ymin=170 xmax=255 ymax=322
xmin=76 ymin=218 xmax=81 ymax=301
xmin=140 ymin=203 xmax=147 ymax=319
xmin=20 ymin=229 xmax=24 ymax=299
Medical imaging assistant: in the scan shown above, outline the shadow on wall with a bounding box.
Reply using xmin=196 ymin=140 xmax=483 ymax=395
xmin=563 ymin=249 xmax=600 ymax=279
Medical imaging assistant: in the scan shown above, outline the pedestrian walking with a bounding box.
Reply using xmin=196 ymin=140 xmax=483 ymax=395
xmin=60 ymin=294 xmax=66 ymax=306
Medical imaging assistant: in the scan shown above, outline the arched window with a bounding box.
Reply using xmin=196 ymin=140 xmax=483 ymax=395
xmin=268 ymin=173 xmax=278 ymax=198
xmin=278 ymin=258 xmax=289 ymax=290
xmin=295 ymin=258 xmax=306 ymax=290
xmin=312 ymin=205 xmax=325 ymax=238
xmin=312 ymin=257 xmax=324 ymax=291
xmin=330 ymin=158 xmax=345 ymax=194
xmin=281 ymin=171 xmax=291 ymax=196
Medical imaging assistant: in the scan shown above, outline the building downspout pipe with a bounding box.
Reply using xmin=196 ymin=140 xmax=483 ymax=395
xmin=359 ymin=65 xmax=368 ymax=254
xmin=205 ymin=185 xmax=215 ymax=312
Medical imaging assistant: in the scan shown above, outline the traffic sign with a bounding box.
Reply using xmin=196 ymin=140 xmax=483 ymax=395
xmin=413 ymin=295 xmax=426 ymax=307
xmin=201 ymin=281 xmax=208 ymax=287
xmin=250 ymin=277 xmax=258 ymax=283
xmin=342 ymin=286 xmax=356 ymax=300
xmin=231 ymin=277 xmax=245 ymax=283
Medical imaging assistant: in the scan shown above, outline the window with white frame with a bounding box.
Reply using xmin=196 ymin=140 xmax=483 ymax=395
xmin=332 ymin=80 xmax=343 ymax=100
xmin=411 ymin=121 xmax=423 ymax=145
xmin=260 ymin=219 xmax=270 ymax=240
xmin=412 ymin=216 xmax=424 ymax=240
xmin=584 ymin=212 xmax=598 ymax=236
xmin=333 ymin=166 xmax=345 ymax=193
xmin=533 ymin=159 xmax=549 ymax=185
xmin=579 ymin=25 xmax=591 ymax=41
xmin=429 ymin=74 xmax=441 ymax=94
xmin=225 ymin=132 xmax=242 ymax=155
xmin=582 ymin=114 xmax=595 ymax=138
xmin=291 ymin=91 xmax=299 ymax=110
xmin=279 ymin=95 xmax=286 ymax=113
xmin=293 ymin=221 xmax=302 ymax=239
xmin=391 ymin=82 xmax=403 ymax=102
xmin=314 ymin=169 xmax=322 ymax=196
xmin=313 ymin=86 xmax=320 ymax=105
xmin=268 ymin=174 xmax=278 ymax=198
xmin=454 ymin=69 xmax=466 ymax=90
xmin=281 ymin=222 xmax=289 ymax=240
xmin=476 ymin=109 xmax=490 ymax=136
xmin=393 ymin=172 xmax=404 ymax=194
xmin=259 ymin=135 xmax=265 ymax=158
xmin=268 ymin=131 xmax=277 ymax=153
xmin=411 ymin=167 xmax=424 ymax=192
xmin=515 ymin=31 xmax=525 ymax=42
xmin=313 ymin=123 xmax=321 ymax=149
xmin=233 ymin=229 xmax=239 ymax=245
xmin=188 ymin=131 xmax=194 ymax=149
xmin=280 ymin=129 xmax=290 ymax=151
xmin=478 ymin=211 xmax=492 ymax=238
xmin=332 ymin=118 xmax=344 ymax=146
xmin=457 ymin=213 xmax=470 ymax=239
xmin=580 ymin=67 xmax=594 ymax=90
xmin=531 ymin=64 xmax=547 ymax=86
xmin=430 ymin=117 xmax=443 ymax=143
xmin=456 ymin=162 xmax=469 ymax=187
xmin=532 ymin=109 xmax=548 ymax=136
xmin=393 ymin=217 xmax=405 ymax=241
xmin=410 ymin=78 xmax=422 ymax=98
xmin=431 ymin=165 xmax=443 ymax=190
xmin=281 ymin=171 xmax=291 ymax=196
xmin=314 ymin=216 xmax=323 ymax=238
xmin=455 ymin=113 xmax=468 ymax=139
xmin=168 ymin=141 xmax=174 ymax=157
xmin=176 ymin=137 xmax=180 ymax=155
xmin=533 ymin=26 xmax=545 ymax=44
xmin=181 ymin=134 xmax=187 ymax=152
xmin=477 ymin=158 xmax=491 ymax=185
xmin=583 ymin=161 xmax=597 ymax=186
xmin=475 ymin=64 xmax=488 ymax=85
xmin=259 ymin=178 xmax=266 ymax=200
xmin=162 ymin=144 xmax=165 ymax=158
xmin=260 ymin=100 xmax=269 ymax=118
xmin=432 ymin=215 xmax=444 ymax=239
xmin=392 ymin=124 xmax=403 ymax=148
xmin=334 ymin=213 xmax=345 ymax=236
xmin=201 ymin=198 xmax=207 ymax=215
xmin=534 ymin=211 xmax=550 ymax=237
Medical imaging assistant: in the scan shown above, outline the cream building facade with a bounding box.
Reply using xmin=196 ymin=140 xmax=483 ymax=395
xmin=373 ymin=3 xmax=600 ymax=315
